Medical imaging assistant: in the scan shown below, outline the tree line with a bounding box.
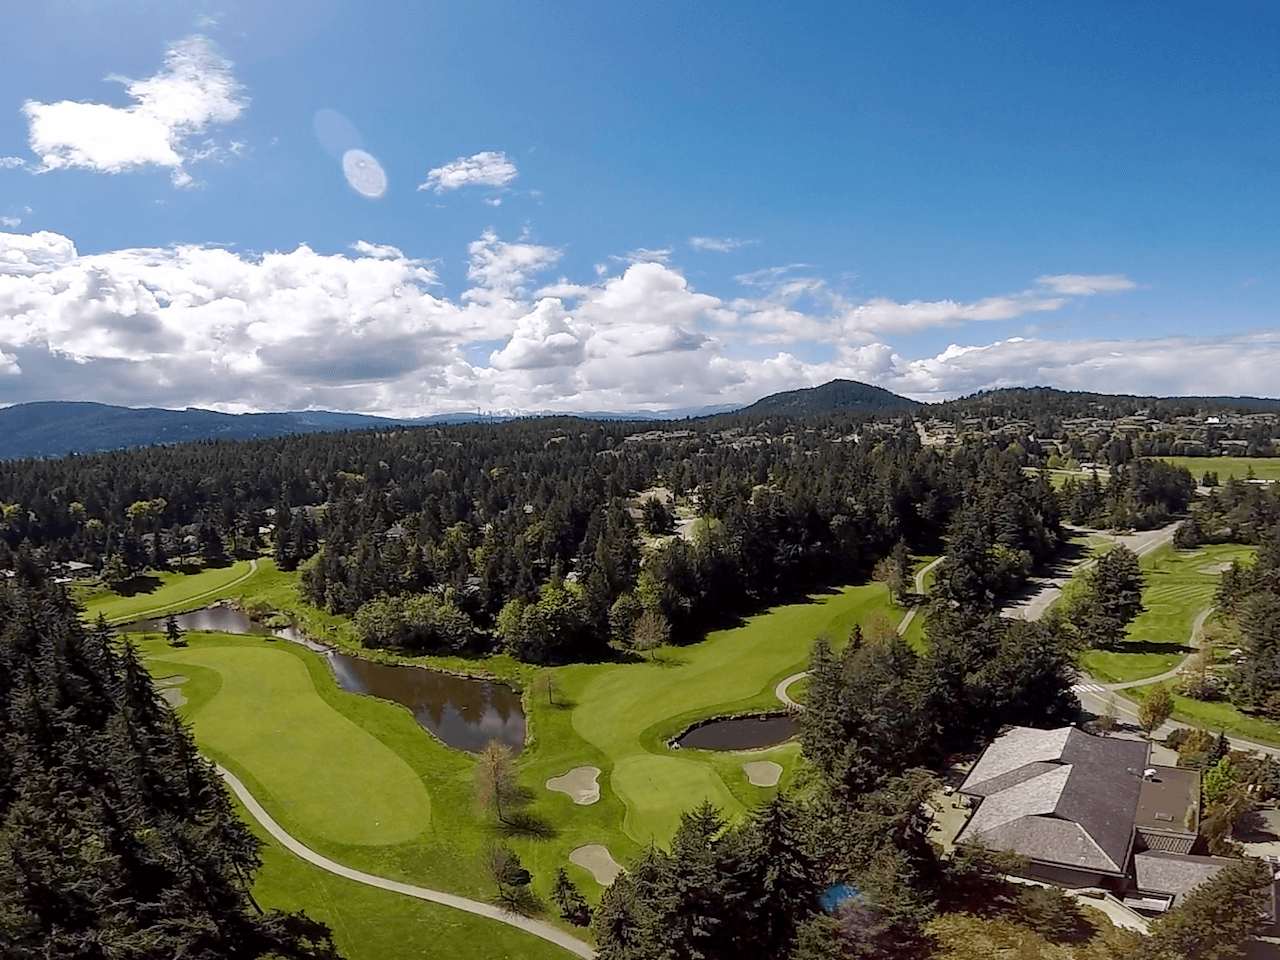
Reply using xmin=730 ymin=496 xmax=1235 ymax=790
xmin=0 ymin=558 xmax=339 ymax=959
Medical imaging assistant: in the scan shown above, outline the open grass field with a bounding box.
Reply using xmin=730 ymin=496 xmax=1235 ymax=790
xmin=125 ymin=562 xmax=901 ymax=955
xmin=1079 ymin=542 xmax=1255 ymax=683
xmin=1152 ymin=455 xmax=1280 ymax=482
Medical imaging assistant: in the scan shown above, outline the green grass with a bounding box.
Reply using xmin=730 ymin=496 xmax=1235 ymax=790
xmin=79 ymin=560 xmax=260 ymax=623
xmin=243 ymin=798 xmax=567 ymax=960
xmin=1125 ymin=685 xmax=1280 ymax=749
xmin=1078 ymin=543 xmax=1255 ymax=683
xmin=124 ymin=562 xmax=901 ymax=954
xmin=1153 ymin=455 xmax=1280 ymax=482
xmin=154 ymin=644 xmax=431 ymax=845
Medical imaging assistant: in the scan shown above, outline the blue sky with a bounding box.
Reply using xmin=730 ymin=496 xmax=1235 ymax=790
xmin=1 ymin=0 xmax=1278 ymax=414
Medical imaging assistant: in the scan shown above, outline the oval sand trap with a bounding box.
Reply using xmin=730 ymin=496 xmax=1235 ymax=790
xmin=546 ymin=765 xmax=601 ymax=805
xmin=743 ymin=760 xmax=783 ymax=787
xmin=156 ymin=675 xmax=188 ymax=708
xmin=570 ymin=844 xmax=623 ymax=885
xmin=1199 ymin=562 xmax=1233 ymax=575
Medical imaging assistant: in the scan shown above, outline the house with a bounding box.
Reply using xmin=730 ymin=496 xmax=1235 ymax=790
xmin=954 ymin=725 xmax=1229 ymax=912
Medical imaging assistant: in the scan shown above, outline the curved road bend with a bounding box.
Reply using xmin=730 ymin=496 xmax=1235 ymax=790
xmin=1008 ymin=521 xmax=1180 ymax=622
xmin=217 ymin=765 xmax=596 ymax=959
xmin=775 ymin=556 xmax=945 ymax=710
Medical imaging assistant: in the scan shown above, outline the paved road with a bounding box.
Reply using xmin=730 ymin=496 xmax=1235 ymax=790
xmin=1008 ymin=522 xmax=1180 ymax=622
xmin=217 ymin=765 xmax=597 ymax=959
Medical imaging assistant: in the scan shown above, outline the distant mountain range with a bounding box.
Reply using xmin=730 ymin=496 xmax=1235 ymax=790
xmin=3 ymin=380 xmax=1278 ymax=460
xmin=0 ymin=400 xmax=742 ymax=460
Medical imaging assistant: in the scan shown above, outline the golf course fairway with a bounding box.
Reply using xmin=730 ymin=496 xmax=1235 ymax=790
xmin=126 ymin=569 xmax=901 ymax=956
xmin=154 ymin=644 xmax=431 ymax=845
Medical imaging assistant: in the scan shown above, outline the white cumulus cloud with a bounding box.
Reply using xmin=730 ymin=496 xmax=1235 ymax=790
xmin=419 ymin=151 xmax=517 ymax=193
xmin=0 ymin=226 xmax=1195 ymax=415
xmin=22 ymin=36 xmax=246 ymax=186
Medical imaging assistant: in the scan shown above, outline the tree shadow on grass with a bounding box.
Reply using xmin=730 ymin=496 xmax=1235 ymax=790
xmin=1106 ymin=640 xmax=1193 ymax=656
xmin=496 ymin=811 xmax=559 ymax=840
xmin=114 ymin=574 xmax=162 ymax=596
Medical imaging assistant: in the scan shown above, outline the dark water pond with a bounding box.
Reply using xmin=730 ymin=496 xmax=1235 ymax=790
xmin=123 ymin=607 xmax=525 ymax=754
xmin=674 ymin=713 xmax=799 ymax=751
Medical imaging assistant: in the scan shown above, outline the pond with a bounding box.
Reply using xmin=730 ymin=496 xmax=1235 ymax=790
xmin=673 ymin=713 xmax=799 ymax=751
xmin=122 ymin=607 xmax=526 ymax=754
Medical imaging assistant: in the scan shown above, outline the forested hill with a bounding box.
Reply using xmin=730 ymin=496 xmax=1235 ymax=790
xmin=738 ymin=379 xmax=921 ymax=416
xmin=939 ymin=386 xmax=1280 ymax=421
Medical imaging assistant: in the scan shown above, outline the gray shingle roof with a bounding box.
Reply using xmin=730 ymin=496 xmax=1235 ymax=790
xmin=1134 ymin=851 xmax=1233 ymax=904
xmin=957 ymin=726 xmax=1147 ymax=875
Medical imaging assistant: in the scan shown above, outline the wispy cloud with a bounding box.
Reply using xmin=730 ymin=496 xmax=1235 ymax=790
xmin=21 ymin=36 xmax=246 ymax=186
xmin=689 ymin=236 xmax=755 ymax=252
xmin=0 ymin=157 xmax=25 ymax=170
xmin=1035 ymin=273 xmax=1138 ymax=295
xmin=612 ymin=247 xmax=673 ymax=265
xmin=419 ymin=151 xmax=517 ymax=193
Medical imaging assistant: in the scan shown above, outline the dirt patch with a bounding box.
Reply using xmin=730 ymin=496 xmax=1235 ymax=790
xmin=742 ymin=760 xmax=783 ymax=787
xmin=569 ymin=844 xmax=623 ymax=885
xmin=546 ymin=766 xmax=601 ymax=805
xmin=1198 ymin=562 xmax=1234 ymax=575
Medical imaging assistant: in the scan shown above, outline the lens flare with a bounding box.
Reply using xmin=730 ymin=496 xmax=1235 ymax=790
xmin=342 ymin=149 xmax=387 ymax=199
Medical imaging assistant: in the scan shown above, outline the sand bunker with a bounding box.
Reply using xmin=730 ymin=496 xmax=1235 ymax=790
xmin=570 ymin=844 xmax=623 ymax=885
xmin=546 ymin=766 xmax=601 ymax=805
xmin=1199 ymin=562 xmax=1234 ymax=575
xmin=743 ymin=760 xmax=783 ymax=787
xmin=156 ymin=675 xmax=188 ymax=708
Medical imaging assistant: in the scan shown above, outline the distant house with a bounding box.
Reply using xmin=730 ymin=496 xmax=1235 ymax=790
xmin=954 ymin=726 xmax=1233 ymax=913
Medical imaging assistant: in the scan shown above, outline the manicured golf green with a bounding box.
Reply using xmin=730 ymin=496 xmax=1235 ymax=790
xmin=562 ymin=582 xmax=895 ymax=844
xmin=120 ymin=563 xmax=900 ymax=956
xmin=1079 ymin=543 xmax=1255 ymax=683
xmin=154 ymin=644 xmax=431 ymax=845
xmin=1154 ymin=455 xmax=1280 ymax=482
xmin=81 ymin=560 xmax=261 ymax=623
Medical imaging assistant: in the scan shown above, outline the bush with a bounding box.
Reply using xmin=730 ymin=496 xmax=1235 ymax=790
xmin=354 ymin=592 xmax=477 ymax=652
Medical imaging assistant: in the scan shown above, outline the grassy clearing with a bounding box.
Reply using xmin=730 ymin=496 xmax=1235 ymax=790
xmin=80 ymin=560 xmax=259 ymax=623
xmin=1153 ymin=455 xmax=1280 ymax=482
xmin=1079 ymin=543 xmax=1254 ymax=683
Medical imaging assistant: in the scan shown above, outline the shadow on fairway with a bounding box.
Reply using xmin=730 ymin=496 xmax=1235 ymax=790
xmin=496 ymin=811 xmax=558 ymax=840
xmin=1107 ymin=640 xmax=1193 ymax=656
xmin=113 ymin=574 xmax=163 ymax=596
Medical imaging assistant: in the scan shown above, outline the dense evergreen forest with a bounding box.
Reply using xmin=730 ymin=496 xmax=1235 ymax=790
xmin=0 ymin=560 xmax=339 ymax=958
xmin=0 ymin=413 xmax=1073 ymax=662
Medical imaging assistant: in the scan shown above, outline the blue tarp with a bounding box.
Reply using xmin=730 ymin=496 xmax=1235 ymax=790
xmin=819 ymin=882 xmax=864 ymax=914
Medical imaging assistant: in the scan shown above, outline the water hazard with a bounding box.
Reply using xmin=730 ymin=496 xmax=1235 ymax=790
xmin=674 ymin=713 xmax=799 ymax=751
xmin=122 ymin=607 xmax=526 ymax=754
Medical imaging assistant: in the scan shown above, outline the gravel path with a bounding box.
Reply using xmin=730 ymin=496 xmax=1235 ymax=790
xmin=775 ymin=556 xmax=943 ymax=710
xmin=109 ymin=559 xmax=261 ymax=624
xmin=217 ymin=764 xmax=596 ymax=959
